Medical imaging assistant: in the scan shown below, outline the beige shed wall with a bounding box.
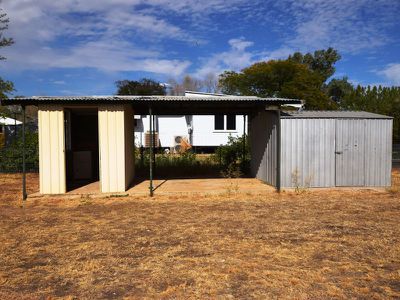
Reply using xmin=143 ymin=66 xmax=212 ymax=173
xmin=98 ymin=104 xmax=134 ymax=193
xmin=38 ymin=105 xmax=66 ymax=194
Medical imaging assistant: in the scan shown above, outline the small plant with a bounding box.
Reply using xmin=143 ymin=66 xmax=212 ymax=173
xmin=225 ymin=179 xmax=239 ymax=196
xmin=291 ymin=168 xmax=301 ymax=193
xmin=291 ymin=168 xmax=312 ymax=194
xmin=79 ymin=195 xmax=92 ymax=205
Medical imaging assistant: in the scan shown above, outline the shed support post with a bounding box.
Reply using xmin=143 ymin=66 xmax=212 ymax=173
xmin=242 ymin=114 xmax=246 ymax=162
xmin=149 ymin=107 xmax=154 ymax=197
xmin=22 ymin=105 xmax=27 ymax=200
xmin=152 ymin=114 xmax=156 ymax=176
xmin=276 ymin=109 xmax=281 ymax=192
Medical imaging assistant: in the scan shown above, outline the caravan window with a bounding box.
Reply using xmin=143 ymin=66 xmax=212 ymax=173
xmin=214 ymin=115 xmax=236 ymax=131
xmin=214 ymin=115 xmax=224 ymax=130
xmin=226 ymin=115 xmax=236 ymax=130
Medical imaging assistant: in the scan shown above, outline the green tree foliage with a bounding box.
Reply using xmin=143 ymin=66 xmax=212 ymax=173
xmin=0 ymin=131 xmax=39 ymax=172
xmin=340 ymin=85 xmax=400 ymax=141
xmin=288 ymin=47 xmax=341 ymax=82
xmin=0 ymin=9 xmax=14 ymax=102
xmin=325 ymin=76 xmax=354 ymax=103
xmin=0 ymin=78 xmax=14 ymax=99
xmin=214 ymin=135 xmax=250 ymax=176
xmin=116 ymin=78 xmax=166 ymax=95
xmin=219 ymin=60 xmax=336 ymax=109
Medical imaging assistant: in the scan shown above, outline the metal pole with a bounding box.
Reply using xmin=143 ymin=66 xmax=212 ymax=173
xmin=140 ymin=145 xmax=144 ymax=168
xmin=149 ymin=108 xmax=154 ymax=197
xmin=242 ymin=115 xmax=246 ymax=162
xmin=276 ymin=109 xmax=281 ymax=193
xmin=22 ymin=105 xmax=27 ymax=200
xmin=14 ymin=112 xmax=17 ymax=141
xmin=152 ymin=114 xmax=156 ymax=176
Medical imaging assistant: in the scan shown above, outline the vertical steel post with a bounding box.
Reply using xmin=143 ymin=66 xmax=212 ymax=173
xmin=140 ymin=145 xmax=144 ymax=168
xmin=14 ymin=112 xmax=17 ymax=141
xmin=149 ymin=107 xmax=154 ymax=197
xmin=152 ymin=114 xmax=156 ymax=175
xmin=22 ymin=105 xmax=27 ymax=200
xmin=242 ymin=114 xmax=246 ymax=162
xmin=276 ymin=109 xmax=281 ymax=193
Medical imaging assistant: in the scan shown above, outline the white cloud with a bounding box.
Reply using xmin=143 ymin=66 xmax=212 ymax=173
xmin=260 ymin=47 xmax=295 ymax=61
xmin=195 ymin=37 xmax=255 ymax=78
xmin=378 ymin=63 xmax=400 ymax=86
xmin=1 ymin=0 xmax=398 ymax=80
xmin=1 ymin=0 xmax=256 ymax=75
xmin=3 ymin=39 xmax=191 ymax=76
xmin=228 ymin=38 xmax=254 ymax=51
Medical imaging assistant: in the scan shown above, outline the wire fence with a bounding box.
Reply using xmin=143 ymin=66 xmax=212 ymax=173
xmin=393 ymin=138 xmax=400 ymax=164
xmin=0 ymin=127 xmax=39 ymax=173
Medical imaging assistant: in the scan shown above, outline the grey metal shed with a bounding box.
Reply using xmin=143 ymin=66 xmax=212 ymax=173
xmin=250 ymin=110 xmax=393 ymax=188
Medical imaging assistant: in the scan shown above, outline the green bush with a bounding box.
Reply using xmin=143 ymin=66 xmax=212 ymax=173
xmin=213 ymin=135 xmax=250 ymax=177
xmin=135 ymin=149 xmax=219 ymax=178
xmin=0 ymin=131 xmax=39 ymax=172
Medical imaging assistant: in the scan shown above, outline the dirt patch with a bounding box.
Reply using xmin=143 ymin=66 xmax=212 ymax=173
xmin=0 ymin=170 xmax=399 ymax=298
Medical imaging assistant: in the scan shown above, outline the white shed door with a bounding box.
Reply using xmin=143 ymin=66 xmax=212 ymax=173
xmin=335 ymin=119 xmax=365 ymax=186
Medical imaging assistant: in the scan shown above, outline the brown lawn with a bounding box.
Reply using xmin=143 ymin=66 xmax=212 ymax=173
xmin=0 ymin=169 xmax=399 ymax=299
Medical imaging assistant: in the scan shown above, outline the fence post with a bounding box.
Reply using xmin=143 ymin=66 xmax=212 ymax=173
xmin=22 ymin=105 xmax=27 ymax=200
xmin=149 ymin=107 xmax=154 ymax=197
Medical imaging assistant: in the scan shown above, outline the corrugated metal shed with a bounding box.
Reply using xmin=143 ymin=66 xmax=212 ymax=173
xmin=255 ymin=110 xmax=393 ymax=188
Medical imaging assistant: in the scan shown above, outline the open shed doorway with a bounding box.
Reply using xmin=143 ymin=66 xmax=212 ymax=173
xmin=64 ymin=108 xmax=99 ymax=191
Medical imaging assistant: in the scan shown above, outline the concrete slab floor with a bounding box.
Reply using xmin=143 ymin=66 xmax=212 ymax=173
xmin=28 ymin=178 xmax=276 ymax=198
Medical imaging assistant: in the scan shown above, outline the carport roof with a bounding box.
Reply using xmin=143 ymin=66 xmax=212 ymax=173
xmin=1 ymin=95 xmax=302 ymax=114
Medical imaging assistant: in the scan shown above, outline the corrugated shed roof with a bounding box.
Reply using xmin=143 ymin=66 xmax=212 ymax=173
xmin=281 ymin=110 xmax=392 ymax=119
xmin=2 ymin=95 xmax=299 ymax=103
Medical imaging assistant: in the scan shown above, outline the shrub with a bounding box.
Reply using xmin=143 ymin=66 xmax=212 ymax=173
xmin=0 ymin=131 xmax=39 ymax=172
xmin=213 ymin=135 xmax=250 ymax=177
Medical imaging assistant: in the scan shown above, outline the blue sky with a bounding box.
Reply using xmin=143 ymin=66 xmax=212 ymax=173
xmin=1 ymin=0 xmax=400 ymax=96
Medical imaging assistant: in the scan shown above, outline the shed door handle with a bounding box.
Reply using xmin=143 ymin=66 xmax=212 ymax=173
xmin=335 ymin=151 xmax=343 ymax=155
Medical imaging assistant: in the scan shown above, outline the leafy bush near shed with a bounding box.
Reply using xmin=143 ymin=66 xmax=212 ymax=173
xmin=213 ymin=135 xmax=250 ymax=177
xmin=0 ymin=131 xmax=39 ymax=172
xmin=135 ymin=150 xmax=220 ymax=178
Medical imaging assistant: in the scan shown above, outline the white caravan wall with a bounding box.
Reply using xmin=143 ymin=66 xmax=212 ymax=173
xmin=135 ymin=115 xmax=246 ymax=148
xmin=192 ymin=115 xmax=246 ymax=147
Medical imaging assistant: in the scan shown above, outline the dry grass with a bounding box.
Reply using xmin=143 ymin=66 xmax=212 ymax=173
xmin=0 ymin=169 xmax=399 ymax=299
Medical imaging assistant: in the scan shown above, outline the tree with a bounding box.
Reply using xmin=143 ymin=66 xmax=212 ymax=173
xmin=0 ymin=9 xmax=14 ymax=60
xmin=168 ymin=75 xmax=202 ymax=95
xmin=219 ymin=60 xmax=336 ymax=109
xmin=0 ymin=9 xmax=14 ymax=117
xmin=203 ymin=73 xmax=219 ymax=93
xmin=341 ymin=85 xmax=400 ymax=142
xmin=288 ymin=48 xmax=341 ymax=82
xmin=325 ymin=76 xmax=354 ymax=103
xmin=115 ymin=78 xmax=166 ymax=95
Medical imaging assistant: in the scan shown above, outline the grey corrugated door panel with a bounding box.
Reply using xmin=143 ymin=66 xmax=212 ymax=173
xmin=280 ymin=119 xmax=335 ymax=188
xmin=365 ymin=119 xmax=392 ymax=186
xmin=335 ymin=119 xmax=365 ymax=186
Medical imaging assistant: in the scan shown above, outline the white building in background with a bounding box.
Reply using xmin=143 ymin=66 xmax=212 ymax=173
xmin=134 ymin=91 xmax=304 ymax=151
xmin=134 ymin=91 xmax=247 ymax=151
xmin=0 ymin=116 xmax=22 ymax=146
